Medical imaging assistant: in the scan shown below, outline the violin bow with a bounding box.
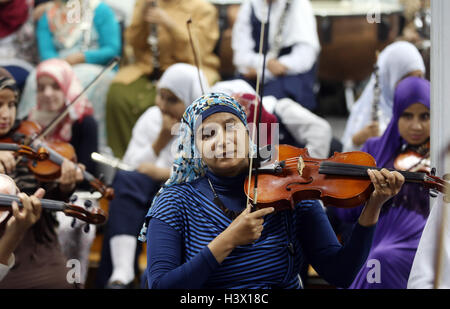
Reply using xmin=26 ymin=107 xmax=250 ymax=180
xmin=28 ymin=57 xmax=120 ymax=145
xmin=246 ymin=0 xmax=273 ymax=209
xmin=186 ymin=18 xmax=206 ymax=95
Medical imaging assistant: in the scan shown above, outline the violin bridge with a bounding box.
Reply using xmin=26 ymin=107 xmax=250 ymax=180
xmin=297 ymin=156 xmax=305 ymax=176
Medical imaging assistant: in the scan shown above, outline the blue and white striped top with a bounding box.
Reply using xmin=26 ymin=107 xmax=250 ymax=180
xmin=145 ymin=170 xmax=376 ymax=289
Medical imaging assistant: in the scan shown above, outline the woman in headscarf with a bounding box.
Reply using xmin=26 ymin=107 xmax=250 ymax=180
xmin=232 ymin=0 xmax=321 ymax=111
xmin=211 ymin=79 xmax=333 ymax=159
xmin=29 ymin=58 xmax=98 ymax=176
xmin=28 ymin=59 xmax=99 ymax=285
xmin=96 ymin=63 xmax=208 ymax=288
xmin=341 ymin=41 xmax=426 ymax=152
xmin=139 ymin=92 xmax=405 ymax=289
xmin=19 ymin=0 xmax=121 ymax=150
xmin=0 ymin=67 xmax=81 ymax=288
xmin=334 ymin=76 xmax=431 ymax=289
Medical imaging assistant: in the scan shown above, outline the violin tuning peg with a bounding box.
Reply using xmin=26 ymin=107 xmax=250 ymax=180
xmin=71 ymin=218 xmax=77 ymax=228
xmin=70 ymin=195 xmax=78 ymax=203
xmin=83 ymin=224 xmax=90 ymax=233
xmin=99 ymin=173 xmax=105 ymax=182
xmin=84 ymin=200 xmax=93 ymax=208
xmin=431 ymin=167 xmax=437 ymax=176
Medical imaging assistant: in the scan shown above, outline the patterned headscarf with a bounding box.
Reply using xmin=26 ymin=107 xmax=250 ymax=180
xmin=0 ymin=68 xmax=19 ymax=99
xmin=139 ymin=93 xmax=252 ymax=241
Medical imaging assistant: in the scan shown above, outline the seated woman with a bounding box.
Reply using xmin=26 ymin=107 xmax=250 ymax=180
xmin=0 ymin=174 xmax=43 ymax=283
xmin=19 ymin=0 xmax=121 ymax=150
xmin=96 ymin=63 xmax=208 ymax=288
xmin=333 ymin=76 xmax=431 ymax=289
xmin=139 ymin=92 xmax=405 ymax=289
xmin=341 ymin=41 xmax=426 ymax=152
xmin=232 ymin=0 xmax=320 ymax=111
xmin=0 ymin=67 xmax=81 ymax=288
xmin=211 ymin=79 xmax=334 ymax=159
xmin=105 ymin=0 xmax=221 ymax=158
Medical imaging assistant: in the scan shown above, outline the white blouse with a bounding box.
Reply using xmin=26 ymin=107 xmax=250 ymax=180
xmin=122 ymin=106 xmax=177 ymax=170
xmin=232 ymin=0 xmax=320 ymax=80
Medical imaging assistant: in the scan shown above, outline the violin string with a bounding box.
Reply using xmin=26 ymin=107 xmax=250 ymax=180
xmin=276 ymin=163 xmax=447 ymax=188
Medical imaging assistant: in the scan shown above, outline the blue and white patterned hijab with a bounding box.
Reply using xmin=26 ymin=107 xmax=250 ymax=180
xmin=139 ymin=93 xmax=253 ymax=241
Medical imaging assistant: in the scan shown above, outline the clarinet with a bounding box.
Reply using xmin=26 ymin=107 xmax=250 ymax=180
xmin=147 ymin=0 xmax=160 ymax=78
xmin=268 ymin=0 xmax=292 ymax=60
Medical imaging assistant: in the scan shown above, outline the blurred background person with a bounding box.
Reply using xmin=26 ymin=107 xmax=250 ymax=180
xmin=105 ymin=0 xmax=220 ymax=159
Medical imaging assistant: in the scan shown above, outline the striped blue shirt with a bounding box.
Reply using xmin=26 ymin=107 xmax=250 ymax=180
xmin=145 ymin=172 xmax=376 ymax=289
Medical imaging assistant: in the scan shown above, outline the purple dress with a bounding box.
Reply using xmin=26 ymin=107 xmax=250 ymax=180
xmin=335 ymin=152 xmax=429 ymax=289
xmin=335 ymin=76 xmax=431 ymax=289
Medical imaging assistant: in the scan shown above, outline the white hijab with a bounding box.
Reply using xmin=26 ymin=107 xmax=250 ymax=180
xmin=157 ymin=63 xmax=209 ymax=107
xmin=341 ymin=41 xmax=426 ymax=152
xmin=211 ymin=79 xmax=257 ymax=96
xmin=250 ymin=0 xmax=320 ymax=54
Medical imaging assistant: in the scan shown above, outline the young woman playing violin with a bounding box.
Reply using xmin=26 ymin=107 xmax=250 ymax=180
xmin=97 ymin=63 xmax=208 ymax=289
xmin=333 ymin=76 xmax=431 ymax=289
xmin=139 ymin=93 xmax=404 ymax=289
xmin=0 ymin=67 xmax=81 ymax=288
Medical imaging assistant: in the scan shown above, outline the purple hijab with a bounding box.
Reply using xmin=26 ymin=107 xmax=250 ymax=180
xmin=363 ymin=76 xmax=431 ymax=168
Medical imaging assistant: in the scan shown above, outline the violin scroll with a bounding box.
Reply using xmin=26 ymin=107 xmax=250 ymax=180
xmin=0 ymin=143 xmax=50 ymax=162
xmin=63 ymin=203 xmax=107 ymax=225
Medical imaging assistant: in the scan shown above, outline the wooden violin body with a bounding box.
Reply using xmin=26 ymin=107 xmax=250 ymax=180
xmin=245 ymin=145 xmax=448 ymax=211
xmin=245 ymin=145 xmax=376 ymax=210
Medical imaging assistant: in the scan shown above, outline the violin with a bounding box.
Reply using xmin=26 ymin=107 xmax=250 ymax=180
xmin=244 ymin=145 xmax=448 ymax=211
xmin=0 ymin=192 xmax=107 ymax=225
xmin=394 ymin=141 xmax=430 ymax=173
xmin=0 ymin=120 xmax=115 ymax=200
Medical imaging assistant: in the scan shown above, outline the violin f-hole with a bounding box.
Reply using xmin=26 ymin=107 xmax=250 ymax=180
xmin=286 ymin=178 xmax=314 ymax=191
